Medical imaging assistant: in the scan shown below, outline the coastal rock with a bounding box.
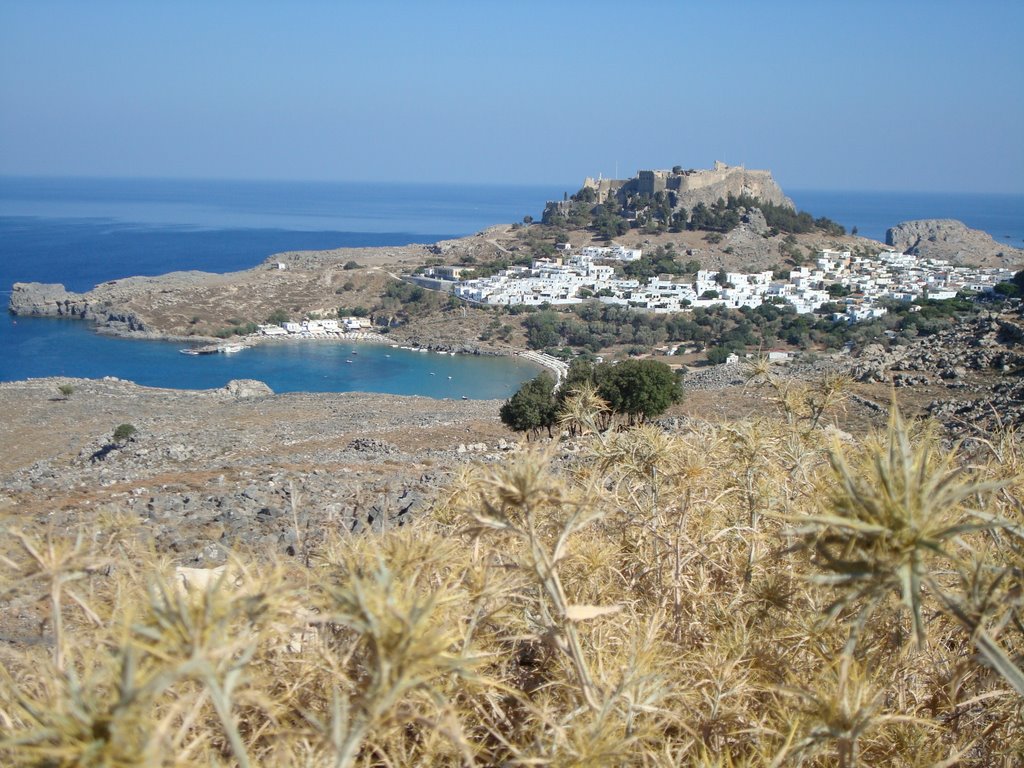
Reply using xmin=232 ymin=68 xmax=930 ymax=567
xmin=8 ymin=282 xmax=86 ymax=317
xmin=221 ymin=379 xmax=274 ymax=399
xmin=8 ymin=281 xmax=150 ymax=332
xmin=885 ymin=219 xmax=1024 ymax=268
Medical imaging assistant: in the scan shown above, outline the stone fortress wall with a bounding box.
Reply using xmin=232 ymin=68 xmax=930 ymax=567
xmin=580 ymin=161 xmax=794 ymax=211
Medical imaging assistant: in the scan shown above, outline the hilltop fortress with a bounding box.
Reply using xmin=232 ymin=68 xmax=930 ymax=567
xmin=550 ymin=161 xmax=794 ymax=216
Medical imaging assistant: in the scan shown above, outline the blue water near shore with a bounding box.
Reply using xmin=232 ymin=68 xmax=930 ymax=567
xmin=0 ymin=177 xmax=563 ymax=396
xmin=1 ymin=177 xmax=1021 ymax=394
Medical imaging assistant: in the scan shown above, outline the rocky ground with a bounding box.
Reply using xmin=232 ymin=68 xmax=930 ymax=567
xmin=0 ymin=378 xmax=521 ymax=567
xmin=6 ymin=306 xmax=1022 ymax=571
xmin=850 ymin=311 xmax=1024 ymax=435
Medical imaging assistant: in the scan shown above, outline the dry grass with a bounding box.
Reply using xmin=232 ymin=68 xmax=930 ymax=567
xmin=1 ymin=375 xmax=1021 ymax=766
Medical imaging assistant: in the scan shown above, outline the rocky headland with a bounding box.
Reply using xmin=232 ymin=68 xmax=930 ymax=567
xmin=886 ymin=218 xmax=1023 ymax=267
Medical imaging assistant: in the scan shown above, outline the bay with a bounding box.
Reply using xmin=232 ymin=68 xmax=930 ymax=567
xmin=0 ymin=177 xmax=565 ymax=396
xmin=3 ymin=316 xmax=538 ymax=398
xmin=2 ymin=177 xmax=1021 ymax=395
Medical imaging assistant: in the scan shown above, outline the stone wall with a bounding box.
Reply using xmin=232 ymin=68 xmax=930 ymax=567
xmin=579 ymin=162 xmax=794 ymax=212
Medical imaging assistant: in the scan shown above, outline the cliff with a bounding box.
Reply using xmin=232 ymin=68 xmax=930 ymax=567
xmin=886 ymin=219 xmax=1024 ymax=268
xmin=9 ymin=281 xmax=149 ymax=333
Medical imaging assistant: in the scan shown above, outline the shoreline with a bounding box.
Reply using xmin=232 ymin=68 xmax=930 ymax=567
xmin=4 ymin=313 xmax=556 ymax=395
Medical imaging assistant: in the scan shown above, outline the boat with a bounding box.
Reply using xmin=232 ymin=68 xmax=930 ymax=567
xmin=346 ymin=359 xmax=353 ymax=364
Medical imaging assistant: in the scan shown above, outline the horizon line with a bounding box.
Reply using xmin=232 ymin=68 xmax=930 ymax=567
xmin=1 ymin=172 xmax=1023 ymax=198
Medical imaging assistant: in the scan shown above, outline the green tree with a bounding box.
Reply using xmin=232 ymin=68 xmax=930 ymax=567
xmin=57 ymin=384 xmax=74 ymax=400
xmin=595 ymin=359 xmax=682 ymax=424
xmin=265 ymin=309 xmax=289 ymax=325
xmin=827 ymin=283 xmax=852 ymax=298
xmin=499 ymin=373 xmax=558 ymax=438
xmin=112 ymin=424 xmax=137 ymax=443
xmin=523 ymin=310 xmax=561 ymax=350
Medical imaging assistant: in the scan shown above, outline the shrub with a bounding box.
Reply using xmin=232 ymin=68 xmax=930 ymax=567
xmin=112 ymin=423 xmax=137 ymax=443
xmin=265 ymin=309 xmax=289 ymax=325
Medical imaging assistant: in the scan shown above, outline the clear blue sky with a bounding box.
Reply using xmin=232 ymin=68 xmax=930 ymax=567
xmin=1 ymin=0 xmax=1021 ymax=193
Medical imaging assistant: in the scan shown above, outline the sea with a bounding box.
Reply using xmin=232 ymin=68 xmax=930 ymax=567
xmin=1 ymin=177 xmax=1022 ymax=395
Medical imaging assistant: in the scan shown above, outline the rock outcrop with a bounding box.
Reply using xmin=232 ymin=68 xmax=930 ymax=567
xmin=9 ymin=282 xmax=87 ymax=318
xmin=885 ymin=219 xmax=1024 ymax=268
xmin=9 ymin=281 xmax=149 ymax=332
xmin=221 ymin=379 xmax=274 ymax=399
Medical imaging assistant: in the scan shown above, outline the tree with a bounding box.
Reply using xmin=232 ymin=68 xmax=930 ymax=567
xmin=266 ymin=309 xmax=289 ymax=325
xmin=595 ymin=359 xmax=682 ymax=424
xmin=499 ymin=373 xmax=558 ymax=438
xmin=113 ymin=423 xmax=137 ymax=443
xmin=57 ymin=384 xmax=74 ymax=400
xmin=705 ymin=346 xmax=735 ymax=365
xmin=522 ymin=215 xmax=534 ymax=225
xmin=523 ymin=310 xmax=561 ymax=350
xmin=828 ymin=283 xmax=852 ymax=298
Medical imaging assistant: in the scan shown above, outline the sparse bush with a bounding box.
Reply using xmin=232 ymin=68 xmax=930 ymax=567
xmin=112 ymin=423 xmax=137 ymax=443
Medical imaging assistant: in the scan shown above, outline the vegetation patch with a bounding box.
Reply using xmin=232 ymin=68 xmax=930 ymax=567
xmin=1 ymin=374 xmax=1021 ymax=765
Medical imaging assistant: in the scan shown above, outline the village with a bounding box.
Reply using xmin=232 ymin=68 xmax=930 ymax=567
xmin=256 ymin=314 xmax=375 ymax=338
xmin=437 ymin=244 xmax=1014 ymax=323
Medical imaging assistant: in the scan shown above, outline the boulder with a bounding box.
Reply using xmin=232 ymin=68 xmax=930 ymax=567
xmin=221 ymin=379 xmax=273 ymax=399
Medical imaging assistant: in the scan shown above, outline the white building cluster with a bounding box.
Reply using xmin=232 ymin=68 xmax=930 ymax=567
xmin=450 ymin=245 xmax=1012 ymax=322
xmin=258 ymin=316 xmax=373 ymax=338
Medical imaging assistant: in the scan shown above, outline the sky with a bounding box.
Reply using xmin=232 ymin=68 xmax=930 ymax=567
xmin=1 ymin=0 xmax=1022 ymax=193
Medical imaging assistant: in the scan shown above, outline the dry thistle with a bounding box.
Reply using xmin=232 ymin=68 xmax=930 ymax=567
xmin=793 ymin=408 xmax=1024 ymax=692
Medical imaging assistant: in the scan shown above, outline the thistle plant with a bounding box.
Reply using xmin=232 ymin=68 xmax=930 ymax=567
xmin=0 ymin=527 xmax=108 ymax=672
xmin=793 ymin=408 xmax=1024 ymax=692
xmin=461 ymin=447 xmax=610 ymax=712
xmin=2 ymin=404 xmax=1022 ymax=764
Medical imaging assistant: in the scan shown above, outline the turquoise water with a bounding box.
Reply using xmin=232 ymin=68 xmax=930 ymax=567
xmin=3 ymin=316 xmax=538 ymax=398
xmin=2 ymin=177 xmax=1021 ymax=395
xmin=0 ymin=177 xmax=567 ymax=396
